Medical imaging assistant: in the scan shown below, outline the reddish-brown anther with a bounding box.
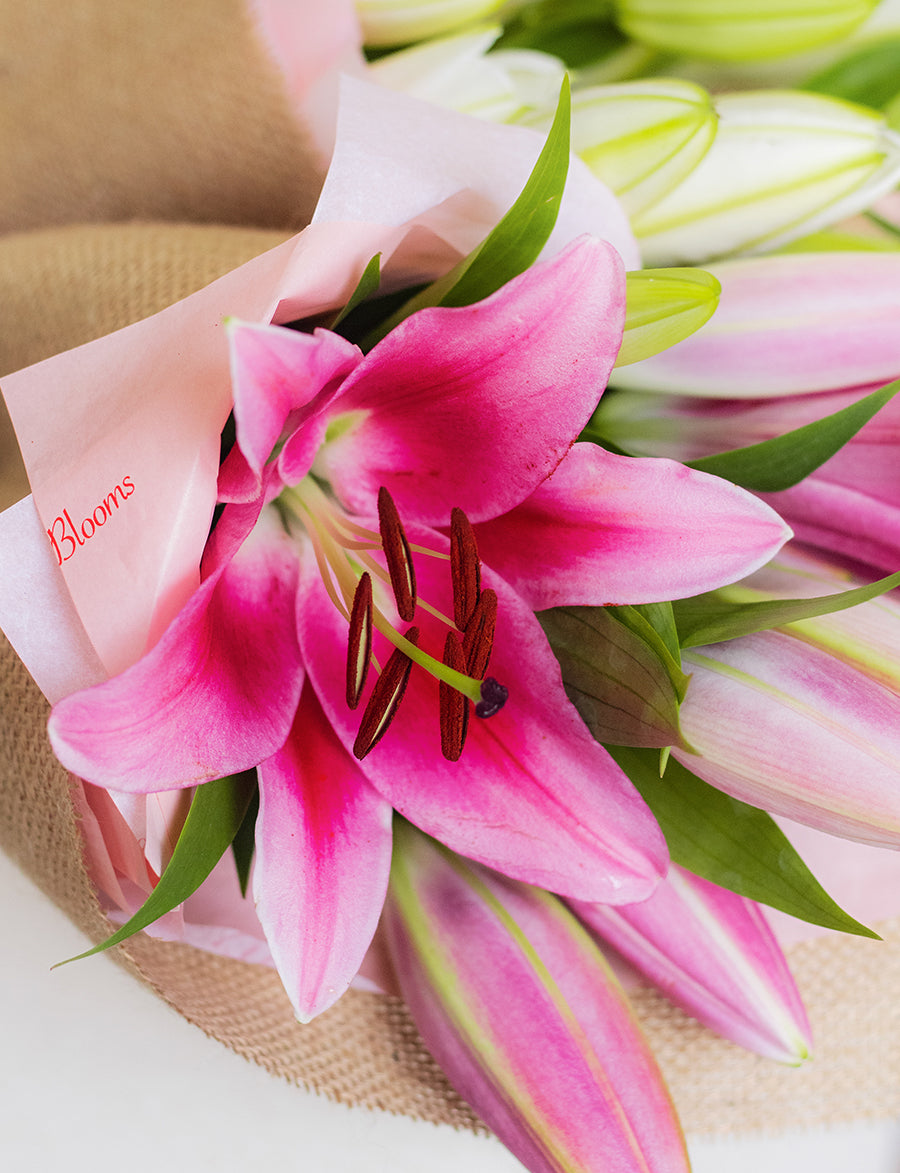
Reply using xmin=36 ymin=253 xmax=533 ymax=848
xmin=450 ymin=506 xmax=481 ymax=630
xmin=378 ymin=485 xmax=417 ymax=621
xmin=463 ymin=588 xmax=498 ymax=679
xmin=346 ymin=572 xmax=373 ymax=710
xmin=353 ymin=626 xmax=421 ymax=760
xmin=439 ymin=632 xmax=470 ymax=762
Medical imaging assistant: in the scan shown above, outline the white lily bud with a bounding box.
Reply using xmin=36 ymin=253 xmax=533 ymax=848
xmin=612 ymin=0 xmax=878 ymax=62
xmin=356 ymin=0 xmax=507 ymax=47
xmin=368 ymin=28 xmax=565 ymax=122
xmin=568 ymin=79 xmax=717 ymax=218
xmin=634 ymin=89 xmax=900 ymax=265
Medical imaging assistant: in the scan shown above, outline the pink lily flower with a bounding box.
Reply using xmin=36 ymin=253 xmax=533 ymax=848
xmin=384 ymin=818 xmax=691 ymax=1173
xmin=48 ymin=237 xmax=790 ymax=1021
xmin=674 ymin=545 xmax=900 ymax=847
xmin=569 ymin=865 xmax=812 ymax=1065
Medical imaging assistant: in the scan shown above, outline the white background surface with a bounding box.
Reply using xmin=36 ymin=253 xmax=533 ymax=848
xmin=3 ymin=847 xmax=900 ymax=1173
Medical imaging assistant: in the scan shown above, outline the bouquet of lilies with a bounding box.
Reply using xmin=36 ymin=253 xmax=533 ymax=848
xmin=5 ymin=1 xmax=900 ymax=1170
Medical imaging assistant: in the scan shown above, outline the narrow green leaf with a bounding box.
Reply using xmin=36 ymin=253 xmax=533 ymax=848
xmin=673 ymin=569 xmax=900 ymax=648
xmin=688 ymin=377 xmax=900 ymax=491
xmin=608 ymin=604 xmax=689 ymax=700
xmin=615 ymin=268 xmax=720 ymax=367
xmin=231 ymin=782 xmax=260 ymax=898
xmin=539 ymin=605 xmax=690 ymax=748
xmin=332 ymin=253 xmax=382 ymax=329
xmin=803 ymin=37 xmax=900 ymax=110
xmin=55 ymin=770 xmax=257 ymax=965
xmin=625 ymin=600 xmax=683 ymax=673
xmin=607 ymin=745 xmax=878 ymax=938
xmin=361 ymin=76 xmax=571 ymax=348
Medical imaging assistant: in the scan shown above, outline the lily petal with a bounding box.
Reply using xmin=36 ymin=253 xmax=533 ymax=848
xmin=474 ymin=441 xmax=791 ymax=609
xmin=221 ymin=320 xmax=362 ymax=501
xmin=762 ymin=477 xmax=900 ymax=576
xmin=296 ymin=525 xmax=668 ymax=903
xmin=48 ymin=511 xmax=304 ymax=793
xmin=675 ymin=630 xmax=900 ymax=847
xmin=313 ymin=236 xmax=626 ymax=526
xmin=570 ymin=865 xmax=812 ymax=1064
xmin=384 ymin=821 xmax=690 ymax=1173
xmin=255 ymin=685 xmax=393 ymax=1022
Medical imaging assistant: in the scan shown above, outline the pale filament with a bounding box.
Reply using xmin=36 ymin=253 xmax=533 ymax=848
xmin=281 ymin=478 xmax=485 ymax=703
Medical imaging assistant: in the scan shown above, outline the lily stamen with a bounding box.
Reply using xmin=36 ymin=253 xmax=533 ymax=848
xmin=378 ymin=486 xmax=417 ymax=621
xmin=440 ymin=632 xmax=470 ymax=762
xmin=450 ymin=506 xmax=481 ymax=629
xmin=346 ymin=573 xmax=373 ymax=710
xmin=354 ymin=627 xmax=420 ymax=759
xmin=463 ymin=589 xmax=498 ymax=678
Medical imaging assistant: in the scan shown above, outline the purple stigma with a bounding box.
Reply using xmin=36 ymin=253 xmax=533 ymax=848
xmin=475 ymin=677 xmax=508 ymax=719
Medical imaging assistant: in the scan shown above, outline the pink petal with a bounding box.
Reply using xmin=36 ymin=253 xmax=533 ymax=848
xmin=570 ymin=866 xmax=812 ymax=1064
xmin=296 ymin=523 xmax=668 ymax=903
xmin=612 ymin=252 xmax=900 ymax=397
xmin=474 ymin=442 xmax=791 ymax=608
xmin=49 ymin=510 xmax=305 ymax=792
xmin=762 ymin=477 xmax=900 ymax=576
xmin=675 ymin=630 xmax=900 ymax=847
xmin=223 ymin=320 xmax=362 ymax=500
xmin=255 ymin=685 xmax=393 ymax=1021
xmin=385 ymin=822 xmax=689 ymax=1173
xmin=313 ymin=236 xmax=626 ymax=526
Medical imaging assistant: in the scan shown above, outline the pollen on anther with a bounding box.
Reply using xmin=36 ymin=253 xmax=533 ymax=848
xmin=450 ymin=507 xmax=481 ymax=630
xmin=463 ymin=588 xmax=498 ymax=679
xmin=439 ymin=632 xmax=469 ymax=762
xmin=346 ymin=573 xmax=373 ymax=710
xmin=353 ymin=626 xmax=420 ymax=760
xmin=378 ymin=486 xmax=417 ymax=622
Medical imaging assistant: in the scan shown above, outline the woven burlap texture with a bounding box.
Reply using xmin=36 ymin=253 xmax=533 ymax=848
xmin=1 ymin=221 xmax=899 ymax=1137
xmin=0 ymin=0 xmax=324 ymax=235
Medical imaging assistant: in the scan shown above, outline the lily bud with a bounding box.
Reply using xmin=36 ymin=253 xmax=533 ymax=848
xmin=632 ymin=90 xmax=900 ymax=265
xmin=356 ymin=0 xmax=507 ymax=47
xmin=570 ymin=865 xmax=812 ymax=1064
xmin=523 ymin=79 xmax=718 ymax=218
xmin=369 ymin=27 xmax=565 ymax=122
xmin=384 ymin=819 xmax=690 ymax=1173
xmin=612 ymin=0 xmax=878 ymax=62
xmin=609 ymin=251 xmax=900 ymax=396
xmin=673 ymin=547 xmax=900 ymax=847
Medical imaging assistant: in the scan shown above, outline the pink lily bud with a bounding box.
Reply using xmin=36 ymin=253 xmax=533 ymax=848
xmin=611 ymin=251 xmax=900 ymax=397
xmin=569 ymin=866 xmax=812 ymax=1065
xmin=384 ymin=819 xmax=690 ymax=1173
xmin=674 ymin=546 xmax=900 ymax=847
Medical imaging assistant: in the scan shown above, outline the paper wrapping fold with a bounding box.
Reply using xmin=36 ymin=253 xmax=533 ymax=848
xmin=2 ymin=220 xmax=900 ymax=1137
xmin=0 ymin=0 xmax=328 ymax=235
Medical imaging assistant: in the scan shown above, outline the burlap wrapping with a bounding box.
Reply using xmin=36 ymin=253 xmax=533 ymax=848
xmin=2 ymin=221 xmax=900 ymax=1137
xmin=0 ymin=0 xmax=324 ymax=235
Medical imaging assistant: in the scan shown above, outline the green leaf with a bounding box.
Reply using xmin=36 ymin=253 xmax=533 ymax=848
xmin=625 ymin=600 xmax=683 ymax=671
xmin=688 ymin=377 xmax=900 ymax=491
xmin=332 ymin=254 xmax=382 ymax=329
xmin=607 ymin=745 xmax=878 ymax=938
xmin=615 ymin=268 xmax=720 ymax=367
xmin=55 ymin=770 xmax=257 ymax=965
xmin=231 ymin=782 xmax=260 ymax=898
xmin=673 ymin=569 xmax=900 ymax=648
xmin=539 ymin=605 xmax=690 ymax=748
xmin=361 ymin=76 xmax=571 ymax=348
xmin=803 ymin=37 xmax=900 ymax=110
